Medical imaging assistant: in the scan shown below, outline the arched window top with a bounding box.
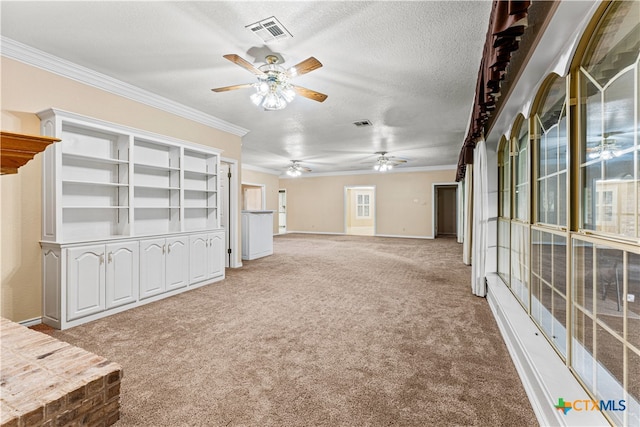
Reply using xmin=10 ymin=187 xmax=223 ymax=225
xmin=510 ymin=114 xmax=528 ymax=150
xmin=534 ymin=73 xmax=566 ymax=131
xmin=498 ymin=135 xmax=509 ymax=165
xmin=517 ymin=117 xmax=528 ymax=144
xmin=581 ymin=1 xmax=639 ymax=87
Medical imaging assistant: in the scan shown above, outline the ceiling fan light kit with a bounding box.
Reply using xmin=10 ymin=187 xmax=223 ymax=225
xmin=212 ymin=54 xmax=327 ymax=111
xmin=588 ymin=138 xmax=620 ymax=161
xmin=286 ymin=167 xmax=302 ymax=177
xmin=250 ymin=55 xmax=296 ymax=110
xmin=372 ymin=151 xmax=407 ymax=172
xmin=374 ymin=159 xmax=394 ymax=172
xmin=286 ymin=160 xmax=311 ymax=177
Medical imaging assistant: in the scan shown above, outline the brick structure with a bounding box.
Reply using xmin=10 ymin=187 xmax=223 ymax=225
xmin=0 ymin=318 xmax=122 ymax=426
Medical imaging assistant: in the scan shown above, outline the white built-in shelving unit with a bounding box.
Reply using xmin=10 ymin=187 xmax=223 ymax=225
xmin=38 ymin=109 xmax=225 ymax=329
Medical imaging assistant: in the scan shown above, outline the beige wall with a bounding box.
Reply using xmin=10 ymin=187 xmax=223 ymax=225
xmin=241 ymin=168 xmax=280 ymax=234
xmin=1 ymin=57 xmax=242 ymax=323
xmin=279 ymin=170 xmax=456 ymax=237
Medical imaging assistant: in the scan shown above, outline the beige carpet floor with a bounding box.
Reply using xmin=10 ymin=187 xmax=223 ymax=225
xmin=50 ymin=234 xmax=537 ymax=426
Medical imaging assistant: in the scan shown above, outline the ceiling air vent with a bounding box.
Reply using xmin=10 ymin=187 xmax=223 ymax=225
xmin=353 ymin=120 xmax=372 ymax=127
xmin=246 ymin=17 xmax=292 ymax=43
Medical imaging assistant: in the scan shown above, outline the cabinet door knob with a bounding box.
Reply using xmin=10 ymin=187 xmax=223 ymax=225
xmin=108 ymin=252 xmax=113 ymax=263
xmin=167 ymin=244 xmax=171 ymax=254
xmin=100 ymin=254 xmax=105 ymax=265
xmin=162 ymin=244 xmax=166 ymax=254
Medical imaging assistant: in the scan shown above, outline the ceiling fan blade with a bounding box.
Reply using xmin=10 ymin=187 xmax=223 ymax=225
xmin=288 ymin=57 xmax=322 ymax=76
xmin=293 ymin=85 xmax=328 ymax=103
xmin=211 ymin=83 xmax=253 ymax=92
xmin=223 ymin=54 xmax=264 ymax=76
xmin=388 ymin=158 xmax=408 ymax=164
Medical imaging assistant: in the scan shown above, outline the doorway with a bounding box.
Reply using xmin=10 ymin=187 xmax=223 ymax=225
xmin=434 ymin=184 xmax=458 ymax=237
xmin=278 ymin=189 xmax=287 ymax=234
xmin=241 ymin=183 xmax=265 ymax=210
xmin=345 ymin=186 xmax=375 ymax=236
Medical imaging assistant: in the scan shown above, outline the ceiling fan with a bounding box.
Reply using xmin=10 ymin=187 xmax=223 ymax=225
xmin=587 ymin=132 xmax=623 ymax=160
xmin=371 ymin=151 xmax=407 ymax=172
xmin=212 ymin=54 xmax=327 ymax=110
xmin=286 ymin=160 xmax=311 ymax=177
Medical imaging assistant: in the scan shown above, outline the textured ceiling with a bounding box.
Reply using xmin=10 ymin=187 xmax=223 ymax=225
xmin=1 ymin=1 xmax=492 ymax=175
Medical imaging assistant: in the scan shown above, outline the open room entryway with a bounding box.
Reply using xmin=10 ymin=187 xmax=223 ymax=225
xmin=345 ymin=186 xmax=375 ymax=236
xmin=433 ymin=184 xmax=458 ymax=238
xmin=241 ymin=183 xmax=265 ymax=210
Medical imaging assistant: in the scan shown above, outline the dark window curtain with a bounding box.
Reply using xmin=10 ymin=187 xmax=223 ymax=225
xmin=456 ymin=0 xmax=530 ymax=181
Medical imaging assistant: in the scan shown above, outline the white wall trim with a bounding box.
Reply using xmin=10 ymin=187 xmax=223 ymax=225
xmin=284 ymin=231 xmax=346 ymax=236
xmin=486 ymin=273 xmax=610 ymax=427
xmin=375 ymin=234 xmax=433 ymax=240
xmin=18 ymin=317 xmax=43 ymax=327
xmin=1 ymin=36 xmax=249 ymax=137
xmin=242 ymin=163 xmax=282 ymax=175
xmin=279 ymin=164 xmax=457 ymax=179
xmin=283 ymin=231 xmax=433 ymax=240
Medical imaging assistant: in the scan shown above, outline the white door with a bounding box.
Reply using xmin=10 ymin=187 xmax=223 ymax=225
xmin=189 ymin=233 xmax=209 ymax=284
xmin=67 ymin=245 xmax=105 ymax=320
xmin=105 ymin=241 xmax=139 ymax=309
xmin=166 ymin=236 xmax=188 ymax=290
xmin=139 ymin=238 xmax=166 ymax=299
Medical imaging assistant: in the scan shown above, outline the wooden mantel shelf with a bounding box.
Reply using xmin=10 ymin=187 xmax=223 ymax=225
xmin=1 ymin=131 xmax=60 ymax=175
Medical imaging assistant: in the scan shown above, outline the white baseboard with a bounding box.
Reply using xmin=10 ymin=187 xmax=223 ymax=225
xmin=18 ymin=317 xmax=43 ymax=327
xmin=284 ymin=231 xmax=345 ymax=236
xmin=282 ymin=231 xmax=434 ymax=239
xmin=374 ymin=234 xmax=434 ymax=240
xmin=486 ymin=273 xmax=609 ymax=427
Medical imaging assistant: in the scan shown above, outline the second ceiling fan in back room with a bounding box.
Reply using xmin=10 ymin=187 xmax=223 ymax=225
xmin=285 ymin=160 xmax=311 ymax=177
xmin=370 ymin=152 xmax=407 ymax=172
xmin=212 ymin=54 xmax=327 ymax=111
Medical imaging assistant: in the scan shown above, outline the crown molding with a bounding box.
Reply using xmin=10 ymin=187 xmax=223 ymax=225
xmin=1 ymin=36 xmax=249 ymax=137
xmin=278 ymin=164 xmax=457 ymax=179
xmin=241 ymin=163 xmax=282 ymax=175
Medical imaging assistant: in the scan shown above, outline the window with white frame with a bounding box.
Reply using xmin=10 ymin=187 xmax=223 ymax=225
xmin=356 ymin=192 xmax=371 ymax=219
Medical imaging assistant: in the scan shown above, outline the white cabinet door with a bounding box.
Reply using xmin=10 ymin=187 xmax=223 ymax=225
xmin=166 ymin=236 xmax=188 ymax=290
xmin=189 ymin=234 xmax=209 ymax=284
xmin=67 ymin=245 xmax=105 ymax=321
xmin=105 ymin=242 xmax=139 ymax=309
xmin=140 ymin=238 xmax=166 ymax=299
xmin=189 ymin=232 xmax=224 ymax=284
xmin=208 ymin=232 xmax=225 ymax=279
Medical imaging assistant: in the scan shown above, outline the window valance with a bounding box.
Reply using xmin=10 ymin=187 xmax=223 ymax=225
xmin=456 ymin=0 xmax=530 ymax=181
